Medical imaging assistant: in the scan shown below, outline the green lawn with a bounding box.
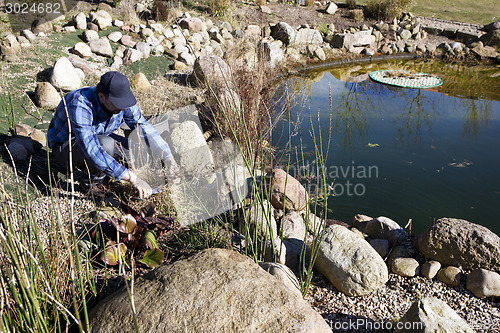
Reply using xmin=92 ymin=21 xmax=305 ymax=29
xmin=356 ymin=0 xmax=498 ymax=25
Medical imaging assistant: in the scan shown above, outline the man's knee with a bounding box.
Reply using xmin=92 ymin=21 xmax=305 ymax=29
xmin=97 ymin=135 xmax=115 ymax=156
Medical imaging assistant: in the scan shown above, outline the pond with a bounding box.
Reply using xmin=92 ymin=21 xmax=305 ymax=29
xmin=272 ymin=59 xmax=500 ymax=235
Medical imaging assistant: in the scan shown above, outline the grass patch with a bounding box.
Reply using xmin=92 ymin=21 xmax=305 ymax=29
xmin=121 ymin=56 xmax=174 ymax=81
xmin=355 ymin=0 xmax=496 ymax=24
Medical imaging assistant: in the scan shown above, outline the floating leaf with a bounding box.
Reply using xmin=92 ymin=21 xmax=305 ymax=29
xmin=367 ymin=143 xmax=379 ymax=147
xmin=141 ymin=230 xmax=158 ymax=249
xmin=100 ymin=241 xmax=127 ymax=266
xmin=138 ymin=249 xmax=164 ymax=268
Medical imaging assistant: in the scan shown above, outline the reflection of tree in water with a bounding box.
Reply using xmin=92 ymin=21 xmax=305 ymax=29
xmin=394 ymin=88 xmax=436 ymax=144
xmin=462 ymin=98 xmax=491 ymax=138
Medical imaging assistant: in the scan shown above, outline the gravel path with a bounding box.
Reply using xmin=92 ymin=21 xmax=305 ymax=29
xmin=305 ymin=273 xmax=500 ymax=332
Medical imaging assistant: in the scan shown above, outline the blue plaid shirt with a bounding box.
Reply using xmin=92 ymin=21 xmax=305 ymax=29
xmin=47 ymin=86 xmax=172 ymax=180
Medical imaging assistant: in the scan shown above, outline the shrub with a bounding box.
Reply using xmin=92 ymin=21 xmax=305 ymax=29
xmin=256 ymin=0 xmax=267 ymax=6
xmin=346 ymin=0 xmax=357 ymax=9
xmin=209 ymin=0 xmax=232 ymax=17
xmin=304 ymin=0 xmax=315 ymax=7
xmin=365 ymin=0 xmax=414 ymax=21
xmin=350 ymin=9 xmax=364 ymax=22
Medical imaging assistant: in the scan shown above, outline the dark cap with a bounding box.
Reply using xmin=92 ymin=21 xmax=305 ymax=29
xmin=97 ymin=71 xmax=137 ymax=109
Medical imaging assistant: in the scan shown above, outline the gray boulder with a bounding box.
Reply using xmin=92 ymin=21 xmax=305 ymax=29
xmin=314 ymin=225 xmax=388 ymax=296
xmin=263 ymin=40 xmax=284 ymax=68
xmin=325 ymin=2 xmax=338 ymax=15
xmin=31 ymin=19 xmax=52 ymax=34
xmin=394 ymin=297 xmax=474 ymax=332
xmin=34 ymin=82 xmax=61 ymax=109
xmin=73 ymin=13 xmax=87 ymax=30
xmin=192 ymin=55 xmax=233 ymax=89
xmin=123 ymin=48 xmax=142 ymax=64
xmin=50 ymin=57 xmax=82 ymax=91
xmin=418 ymin=218 xmax=500 ymax=271
xmin=72 ymin=42 xmax=92 ymax=58
xmin=330 ymin=33 xmax=375 ymax=49
xmin=258 ymin=261 xmax=301 ymax=296
xmin=83 ymin=29 xmax=99 ymax=42
xmin=271 ymin=22 xmax=297 ymax=46
xmin=466 ymin=268 xmax=500 ymax=298
xmin=179 ymin=51 xmax=195 ymax=66
xmin=89 ymin=38 xmax=113 ymax=57
xmin=294 ymin=28 xmax=323 ymax=45
xmin=245 ymin=200 xmax=278 ymax=240
xmin=91 ymin=10 xmax=112 ymax=30
xmin=134 ymin=41 xmax=151 ymax=59
xmin=89 ymin=249 xmax=332 ymax=332
xmin=170 ymin=120 xmax=214 ymax=177
xmin=265 ymin=237 xmax=308 ymax=271
xmin=369 ymin=239 xmax=389 ymax=258
xmin=483 ymin=20 xmax=500 ymax=32
xmin=353 ymin=216 xmax=408 ymax=245
xmin=480 ymin=30 xmax=500 ymax=48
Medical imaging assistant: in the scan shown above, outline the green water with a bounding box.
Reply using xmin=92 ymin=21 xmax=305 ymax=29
xmin=272 ymin=60 xmax=500 ymax=235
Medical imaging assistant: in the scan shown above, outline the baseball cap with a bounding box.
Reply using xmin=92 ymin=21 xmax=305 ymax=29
xmin=98 ymin=71 xmax=137 ymax=109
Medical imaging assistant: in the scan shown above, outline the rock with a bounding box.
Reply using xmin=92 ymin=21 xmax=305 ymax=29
xmin=245 ymin=199 xmax=278 ymax=240
xmin=314 ymin=47 xmax=326 ymax=61
xmin=174 ymin=44 xmax=189 ymax=54
xmin=258 ymin=261 xmax=301 ymax=296
xmin=107 ymin=31 xmax=122 ymax=43
xmin=87 ymin=22 xmax=98 ymax=32
xmin=179 ymin=17 xmax=205 ymax=33
xmin=450 ymin=42 xmax=464 ymax=52
xmin=265 ymin=237 xmax=307 ymax=271
xmin=179 ymin=51 xmax=195 ymax=66
xmin=314 ymin=225 xmax=389 ymax=296
xmin=353 ymin=216 xmax=408 ymax=246
xmin=192 ymin=55 xmax=233 ymax=89
xmin=483 ymin=20 xmax=500 ymax=32
xmin=151 ymin=44 xmax=164 ymax=55
xmin=119 ymin=35 xmax=134 ymax=47
xmin=83 ymin=30 xmax=99 ymax=42
xmin=110 ymin=56 xmax=123 ymax=69
xmin=72 ymin=42 xmax=92 ymax=58
xmin=50 ymin=57 xmax=82 ymax=91
xmin=421 ymin=260 xmax=441 ymax=279
xmin=88 ymin=38 xmax=113 ymax=58
xmin=7 ymin=141 xmax=28 ymax=161
xmin=271 ymin=22 xmax=297 ymax=46
xmin=480 ymin=29 xmax=500 ymax=48
xmin=282 ymin=211 xmax=307 ymax=240
xmin=91 ymin=10 xmax=112 ymax=30
xmin=123 ymin=49 xmax=142 ymax=65
xmin=0 ymin=36 xmax=20 ymax=56
xmin=302 ymin=212 xmax=325 ymax=236
xmin=89 ymin=249 xmax=332 ymax=332
xmin=394 ymin=297 xmax=474 ymax=333
xmin=16 ymin=36 xmax=29 ymax=48
xmin=294 ymin=29 xmax=323 ymax=45
xmin=267 ymin=169 xmax=308 ymax=212
xmin=437 ymin=266 xmax=462 ymax=287
xmin=426 ymin=43 xmax=437 ymax=53
xmin=34 ymin=82 xmax=61 ymax=109
xmin=260 ymin=6 xmax=272 ymax=14
xmin=325 ymin=2 xmax=338 ymax=15
xmin=130 ymin=73 xmax=151 ymax=90
xmin=471 ymin=44 xmax=500 ymax=58
xmin=113 ymin=19 xmax=124 ymax=28
xmin=330 ymin=33 xmax=375 ymax=49
xmin=134 ymin=42 xmax=151 ymax=59
xmin=263 ymin=40 xmax=284 ymax=68
xmin=391 ymin=258 xmax=420 ymax=277
xmin=172 ymin=60 xmax=187 ymax=70
xmin=170 ymin=120 xmax=214 ymax=177
xmin=466 ymin=268 xmax=500 ymax=298
xmin=31 ymin=19 xmax=52 ymax=34
xmin=68 ymin=55 xmax=98 ymax=75
xmin=140 ymin=28 xmax=154 ymax=39
xmin=369 ymin=239 xmax=389 ymax=258
xmin=73 ymin=13 xmax=87 ymax=30
xmin=418 ymin=218 xmax=500 ymax=271
xmin=400 ymin=29 xmax=412 ymax=40
xmin=364 ymin=48 xmax=375 ymax=56
xmin=21 ymin=30 xmax=36 ymax=42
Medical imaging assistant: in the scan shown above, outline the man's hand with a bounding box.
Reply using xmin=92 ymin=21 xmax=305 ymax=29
xmin=124 ymin=171 xmax=152 ymax=199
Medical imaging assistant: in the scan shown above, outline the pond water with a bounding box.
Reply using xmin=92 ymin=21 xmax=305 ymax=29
xmin=272 ymin=60 xmax=500 ymax=235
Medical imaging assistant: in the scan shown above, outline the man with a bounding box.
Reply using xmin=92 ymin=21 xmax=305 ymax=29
xmin=48 ymin=71 xmax=178 ymax=199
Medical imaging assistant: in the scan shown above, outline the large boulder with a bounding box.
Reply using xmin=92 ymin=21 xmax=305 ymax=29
xmin=263 ymin=40 xmax=284 ymax=68
xmin=293 ymin=29 xmax=323 ymax=45
xmin=170 ymin=120 xmax=214 ymax=177
xmin=34 ymin=82 xmax=61 ymax=109
xmin=50 ymin=57 xmax=82 ymax=91
xmin=88 ymin=38 xmax=113 ymax=57
xmin=418 ymin=218 xmax=500 ymax=271
xmin=271 ymin=22 xmax=297 ymax=46
xmin=466 ymin=268 xmax=500 ymax=298
xmin=89 ymin=249 xmax=332 ymax=332
xmin=394 ymin=297 xmax=474 ymax=332
xmin=314 ymin=225 xmax=388 ymax=296
xmin=483 ymin=20 xmax=500 ymax=32
xmin=480 ymin=29 xmax=500 ymax=48
xmin=267 ymin=169 xmax=308 ymax=212
xmin=192 ymin=55 xmax=233 ymax=89
xmin=330 ymin=33 xmax=375 ymax=49
xmin=353 ymin=216 xmax=408 ymax=245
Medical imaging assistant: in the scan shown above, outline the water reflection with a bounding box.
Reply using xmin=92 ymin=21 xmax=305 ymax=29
xmin=272 ymin=60 xmax=500 ymax=234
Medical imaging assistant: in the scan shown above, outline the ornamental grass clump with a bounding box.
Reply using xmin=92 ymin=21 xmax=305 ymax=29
xmin=365 ymin=0 xmax=415 ymax=21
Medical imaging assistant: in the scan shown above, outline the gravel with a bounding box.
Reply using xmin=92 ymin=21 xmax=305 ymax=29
xmin=305 ymin=272 xmax=500 ymax=332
